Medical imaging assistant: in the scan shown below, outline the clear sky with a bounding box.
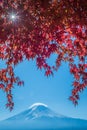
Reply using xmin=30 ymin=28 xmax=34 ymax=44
xmin=0 ymin=55 xmax=87 ymax=121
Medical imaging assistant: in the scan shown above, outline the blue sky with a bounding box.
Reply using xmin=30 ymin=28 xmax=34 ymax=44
xmin=0 ymin=55 xmax=87 ymax=121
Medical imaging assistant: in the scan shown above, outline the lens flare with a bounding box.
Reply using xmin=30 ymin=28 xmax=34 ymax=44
xmin=10 ymin=14 xmax=16 ymax=21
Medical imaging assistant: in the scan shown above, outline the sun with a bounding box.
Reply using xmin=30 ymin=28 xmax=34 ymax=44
xmin=11 ymin=15 xmax=15 ymax=19
xmin=10 ymin=14 xmax=16 ymax=21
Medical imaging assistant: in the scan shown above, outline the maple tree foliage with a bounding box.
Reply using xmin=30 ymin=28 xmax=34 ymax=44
xmin=0 ymin=0 xmax=87 ymax=110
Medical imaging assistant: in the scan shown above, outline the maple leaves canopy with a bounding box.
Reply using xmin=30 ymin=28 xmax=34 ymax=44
xmin=0 ymin=0 xmax=87 ymax=110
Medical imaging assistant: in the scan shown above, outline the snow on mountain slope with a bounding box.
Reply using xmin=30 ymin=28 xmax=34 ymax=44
xmin=6 ymin=103 xmax=63 ymax=121
xmin=1 ymin=103 xmax=87 ymax=130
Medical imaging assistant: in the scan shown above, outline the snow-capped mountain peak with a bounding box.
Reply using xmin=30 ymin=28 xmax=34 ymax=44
xmin=6 ymin=103 xmax=62 ymax=121
xmin=2 ymin=103 xmax=87 ymax=130
xmin=26 ymin=102 xmax=59 ymax=120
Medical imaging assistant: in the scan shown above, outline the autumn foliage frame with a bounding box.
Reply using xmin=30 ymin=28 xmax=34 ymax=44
xmin=0 ymin=0 xmax=87 ymax=110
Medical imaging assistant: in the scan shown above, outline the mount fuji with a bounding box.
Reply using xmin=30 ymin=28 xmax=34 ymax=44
xmin=6 ymin=103 xmax=64 ymax=121
xmin=0 ymin=103 xmax=87 ymax=130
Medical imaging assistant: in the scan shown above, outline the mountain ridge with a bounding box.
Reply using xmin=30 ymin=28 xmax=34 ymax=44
xmin=5 ymin=102 xmax=64 ymax=121
xmin=0 ymin=103 xmax=87 ymax=130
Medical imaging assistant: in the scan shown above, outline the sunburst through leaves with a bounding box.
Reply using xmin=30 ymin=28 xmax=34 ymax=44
xmin=0 ymin=0 xmax=87 ymax=110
